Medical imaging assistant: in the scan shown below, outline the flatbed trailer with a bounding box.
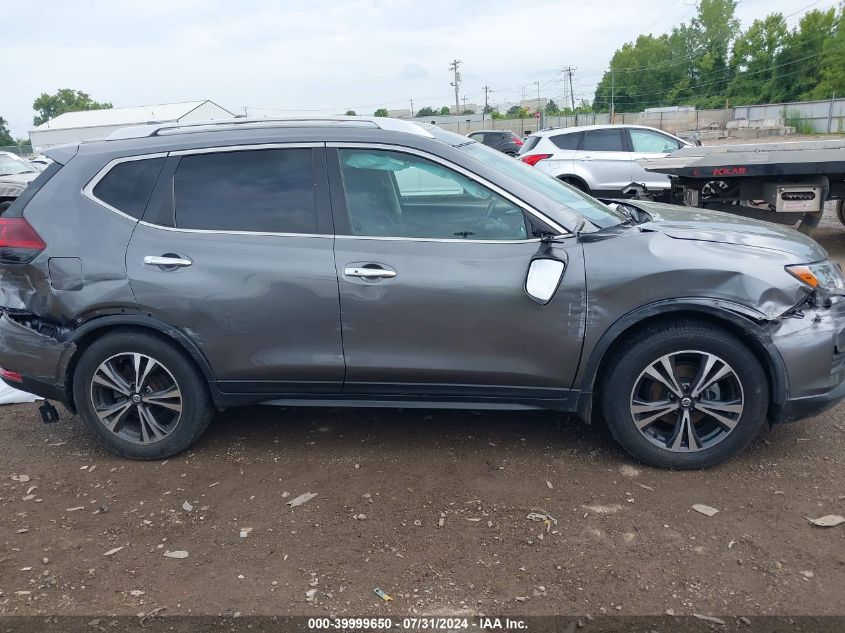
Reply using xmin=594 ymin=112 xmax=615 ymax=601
xmin=637 ymin=138 xmax=845 ymax=233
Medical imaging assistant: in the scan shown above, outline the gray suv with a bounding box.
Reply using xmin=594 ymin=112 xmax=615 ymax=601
xmin=1 ymin=116 xmax=843 ymax=469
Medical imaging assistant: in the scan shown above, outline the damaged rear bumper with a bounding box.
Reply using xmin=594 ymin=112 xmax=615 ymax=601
xmin=0 ymin=312 xmax=73 ymax=408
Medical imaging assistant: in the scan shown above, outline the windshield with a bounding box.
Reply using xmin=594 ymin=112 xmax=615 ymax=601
xmin=457 ymin=141 xmax=627 ymax=229
xmin=0 ymin=154 xmax=37 ymax=176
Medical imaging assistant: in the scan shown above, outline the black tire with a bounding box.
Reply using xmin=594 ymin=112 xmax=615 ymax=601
xmin=72 ymin=331 xmax=214 ymax=459
xmin=562 ymin=178 xmax=590 ymax=194
xmin=835 ymin=200 xmax=845 ymax=227
xmin=600 ymin=320 xmax=768 ymax=469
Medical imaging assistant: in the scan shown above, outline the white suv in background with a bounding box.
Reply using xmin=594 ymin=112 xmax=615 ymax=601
xmin=517 ymin=124 xmax=693 ymax=197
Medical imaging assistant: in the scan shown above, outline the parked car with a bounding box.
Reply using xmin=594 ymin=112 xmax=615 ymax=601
xmin=0 ymin=151 xmax=40 ymax=213
xmin=0 ymin=116 xmax=842 ymax=469
xmin=518 ymin=124 xmax=693 ymax=197
xmin=466 ymin=129 xmax=524 ymax=155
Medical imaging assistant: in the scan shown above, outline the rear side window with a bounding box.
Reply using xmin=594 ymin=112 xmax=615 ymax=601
xmin=92 ymin=158 xmax=165 ymax=218
xmin=173 ymin=149 xmax=316 ymax=233
xmin=550 ymin=132 xmax=581 ymax=150
xmin=520 ymin=136 xmax=541 ymax=153
xmin=581 ymin=129 xmax=625 ymax=152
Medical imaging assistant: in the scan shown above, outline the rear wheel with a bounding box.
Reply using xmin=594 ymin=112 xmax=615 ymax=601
xmin=562 ymin=177 xmax=590 ymax=194
xmin=72 ymin=331 xmax=214 ymax=459
xmin=600 ymin=321 xmax=768 ymax=469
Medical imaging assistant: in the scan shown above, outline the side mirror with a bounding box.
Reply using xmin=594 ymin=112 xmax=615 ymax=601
xmin=525 ymin=258 xmax=566 ymax=305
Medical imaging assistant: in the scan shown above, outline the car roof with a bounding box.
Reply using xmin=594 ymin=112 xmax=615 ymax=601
xmin=531 ymin=124 xmax=675 ymax=138
xmin=467 ymin=130 xmax=509 ymax=134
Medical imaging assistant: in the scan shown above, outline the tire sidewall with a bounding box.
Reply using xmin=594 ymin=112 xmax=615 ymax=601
xmin=602 ymin=327 xmax=768 ymax=469
xmin=73 ymin=332 xmax=212 ymax=459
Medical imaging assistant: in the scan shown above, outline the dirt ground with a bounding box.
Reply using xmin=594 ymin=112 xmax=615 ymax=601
xmin=2 ymin=148 xmax=845 ymax=622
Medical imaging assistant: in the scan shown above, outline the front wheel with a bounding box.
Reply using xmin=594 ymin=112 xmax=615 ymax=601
xmin=600 ymin=321 xmax=768 ymax=469
xmin=72 ymin=331 xmax=214 ymax=459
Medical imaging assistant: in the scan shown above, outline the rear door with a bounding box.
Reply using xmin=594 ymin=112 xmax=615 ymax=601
xmin=627 ymin=128 xmax=683 ymax=191
xmin=574 ymin=128 xmax=631 ymax=192
xmin=125 ymin=144 xmax=344 ymax=395
xmin=328 ymin=145 xmax=586 ymax=401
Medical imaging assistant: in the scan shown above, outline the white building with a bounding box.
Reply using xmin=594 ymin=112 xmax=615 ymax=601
xmin=29 ymin=100 xmax=234 ymax=150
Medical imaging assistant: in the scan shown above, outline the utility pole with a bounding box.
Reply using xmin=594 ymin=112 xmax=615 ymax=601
xmin=482 ymin=85 xmax=491 ymax=121
xmin=462 ymin=96 xmax=467 ymax=113
xmin=410 ymin=98 xmax=414 ymax=118
xmin=567 ymin=66 xmax=576 ymax=112
xmin=449 ymin=59 xmax=462 ymax=115
xmin=610 ymin=71 xmax=615 ymax=123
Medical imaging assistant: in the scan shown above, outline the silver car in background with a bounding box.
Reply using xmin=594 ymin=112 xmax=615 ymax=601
xmin=518 ymin=124 xmax=693 ymax=197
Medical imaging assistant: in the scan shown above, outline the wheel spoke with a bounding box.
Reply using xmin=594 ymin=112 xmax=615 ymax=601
xmin=95 ymin=399 xmax=133 ymax=432
xmin=631 ymin=400 xmax=676 ymax=430
xmin=138 ymin=356 xmax=161 ymax=390
xmin=137 ymin=404 xmax=168 ymax=443
xmin=669 ymin=409 xmax=700 ymax=451
xmin=698 ymin=400 xmax=742 ymax=430
xmin=691 ymin=355 xmax=734 ymax=397
xmin=145 ymin=387 xmax=182 ymax=413
xmin=644 ymin=356 xmax=683 ymax=397
xmin=93 ymin=362 xmax=131 ymax=396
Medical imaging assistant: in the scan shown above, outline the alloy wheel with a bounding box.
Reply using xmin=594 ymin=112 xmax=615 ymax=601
xmin=629 ymin=350 xmax=744 ymax=452
xmin=89 ymin=352 xmax=183 ymax=444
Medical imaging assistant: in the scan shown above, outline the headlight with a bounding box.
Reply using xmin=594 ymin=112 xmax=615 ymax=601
xmin=785 ymin=260 xmax=845 ymax=292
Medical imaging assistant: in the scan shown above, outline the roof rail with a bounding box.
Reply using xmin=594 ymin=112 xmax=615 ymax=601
xmin=106 ymin=115 xmax=435 ymax=141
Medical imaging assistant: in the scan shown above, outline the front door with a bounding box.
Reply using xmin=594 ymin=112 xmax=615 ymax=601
xmin=627 ymin=128 xmax=683 ymax=191
xmin=328 ymin=146 xmax=586 ymax=402
xmin=125 ymin=145 xmax=344 ymax=394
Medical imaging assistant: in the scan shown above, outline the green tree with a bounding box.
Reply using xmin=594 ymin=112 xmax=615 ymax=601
xmin=544 ymin=99 xmax=559 ymax=115
xmin=439 ymin=106 xmax=451 ymax=115
xmin=32 ymin=89 xmax=112 ymax=126
xmin=773 ymin=8 xmax=836 ymax=102
xmin=727 ymin=13 xmax=788 ymax=104
xmin=461 ymin=109 xmax=475 ymax=115
xmin=345 ymin=110 xmax=357 ymax=116
xmin=506 ymin=105 xmax=528 ymax=118
xmin=0 ymin=117 xmax=13 ymax=146
xmin=416 ymin=106 xmax=437 ymax=117
xmin=483 ymin=104 xmax=495 ymax=115
xmin=373 ymin=108 xmax=389 ymax=117
xmin=808 ymin=6 xmax=845 ymax=100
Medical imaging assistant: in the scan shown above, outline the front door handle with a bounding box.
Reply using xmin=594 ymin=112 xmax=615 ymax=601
xmin=344 ymin=267 xmax=396 ymax=279
xmin=144 ymin=255 xmax=192 ymax=268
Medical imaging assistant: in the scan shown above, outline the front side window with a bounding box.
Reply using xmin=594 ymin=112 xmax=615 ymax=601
xmin=173 ymin=148 xmax=316 ymax=233
xmin=93 ymin=157 xmax=165 ymax=218
xmin=629 ymin=129 xmax=682 ymax=153
xmin=581 ymin=129 xmax=625 ymax=152
xmin=338 ymin=149 xmax=529 ymax=240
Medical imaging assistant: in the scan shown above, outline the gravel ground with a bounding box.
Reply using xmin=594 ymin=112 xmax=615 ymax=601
xmin=1 ymin=146 xmax=845 ymax=620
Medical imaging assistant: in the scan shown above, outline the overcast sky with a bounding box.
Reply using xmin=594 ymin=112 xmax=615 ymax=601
xmin=1 ymin=0 xmax=824 ymax=138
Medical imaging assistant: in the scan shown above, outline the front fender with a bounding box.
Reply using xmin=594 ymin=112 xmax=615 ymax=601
xmin=575 ymin=298 xmax=788 ymax=423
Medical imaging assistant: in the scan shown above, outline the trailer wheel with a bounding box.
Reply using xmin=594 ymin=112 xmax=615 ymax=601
xmin=797 ymin=210 xmax=823 ymax=235
xmin=835 ymin=200 xmax=845 ymax=227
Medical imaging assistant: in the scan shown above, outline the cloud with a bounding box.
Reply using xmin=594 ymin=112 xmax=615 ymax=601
xmin=398 ymin=63 xmax=429 ymax=81
xmin=0 ymin=0 xmax=808 ymax=138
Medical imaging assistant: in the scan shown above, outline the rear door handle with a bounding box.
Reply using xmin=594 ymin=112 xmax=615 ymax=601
xmin=344 ymin=267 xmax=396 ymax=279
xmin=144 ymin=255 xmax=192 ymax=268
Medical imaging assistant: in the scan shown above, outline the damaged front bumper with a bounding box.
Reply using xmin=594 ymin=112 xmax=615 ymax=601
xmin=0 ymin=312 xmax=74 ymax=408
xmin=771 ymin=293 xmax=845 ymax=423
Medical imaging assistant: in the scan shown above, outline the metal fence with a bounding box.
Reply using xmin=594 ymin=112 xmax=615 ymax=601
xmin=0 ymin=144 xmax=34 ymax=156
xmin=424 ymin=97 xmax=845 ymax=138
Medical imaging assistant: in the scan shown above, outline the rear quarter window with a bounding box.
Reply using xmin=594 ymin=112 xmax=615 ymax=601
xmin=519 ymin=136 xmax=541 ymax=154
xmin=92 ymin=157 xmax=166 ymax=218
xmin=550 ymin=132 xmax=581 ymax=150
